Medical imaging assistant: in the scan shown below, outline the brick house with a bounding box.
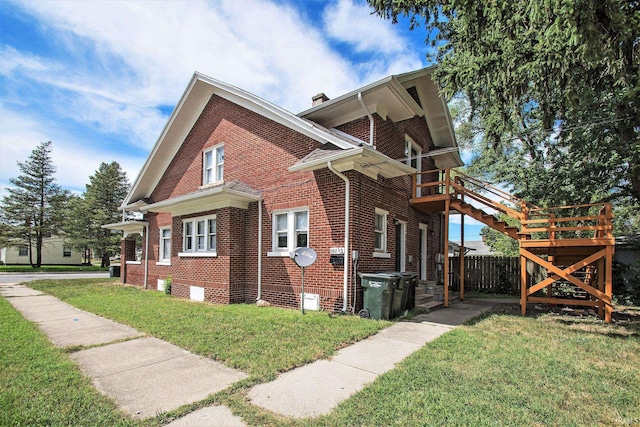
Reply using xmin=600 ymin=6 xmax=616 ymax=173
xmin=104 ymin=66 xmax=462 ymax=313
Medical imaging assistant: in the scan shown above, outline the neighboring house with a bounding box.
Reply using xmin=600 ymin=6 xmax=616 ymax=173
xmin=0 ymin=237 xmax=83 ymax=265
xmin=104 ymin=66 xmax=462 ymax=313
xmin=615 ymin=234 xmax=640 ymax=266
xmin=456 ymin=240 xmax=496 ymax=256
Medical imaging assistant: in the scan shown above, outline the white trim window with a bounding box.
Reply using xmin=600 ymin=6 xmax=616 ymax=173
xmin=180 ymin=215 xmax=217 ymax=257
xmin=268 ymin=208 xmax=308 ymax=256
xmin=373 ymin=207 xmax=389 ymax=257
xmin=158 ymin=227 xmax=171 ymax=264
xmin=203 ymin=144 xmax=224 ymax=185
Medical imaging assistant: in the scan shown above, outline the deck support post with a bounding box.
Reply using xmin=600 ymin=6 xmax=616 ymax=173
xmin=605 ymin=245 xmax=613 ymax=323
xmin=520 ymin=248 xmax=527 ymax=316
xmin=460 ymin=213 xmax=465 ymax=301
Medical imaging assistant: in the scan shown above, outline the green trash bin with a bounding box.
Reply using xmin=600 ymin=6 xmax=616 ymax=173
xmin=358 ymin=273 xmax=397 ymax=320
xmin=384 ymin=272 xmax=418 ymax=318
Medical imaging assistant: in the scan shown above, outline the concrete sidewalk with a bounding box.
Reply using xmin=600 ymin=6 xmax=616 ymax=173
xmin=2 ymin=282 xmax=506 ymax=423
xmin=247 ymin=298 xmax=505 ymax=418
xmin=0 ymin=283 xmax=247 ymax=423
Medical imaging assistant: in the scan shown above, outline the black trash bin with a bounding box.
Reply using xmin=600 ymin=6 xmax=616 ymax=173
xmin=109 ymin=265 xmax=121 ymax=278
xmin=358 ymin=273 xmax=398 ymax=320
xmin=383 ymin=272 xmax=418 ymax=317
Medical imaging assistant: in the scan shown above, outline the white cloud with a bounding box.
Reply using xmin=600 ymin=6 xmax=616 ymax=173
xmin=323 ymin=0 xmax=408 ymax=54
xmin=0 ymin=105 xmax=145 ymax=194
xmin=1 ymin=0 xmax=429 ymax=198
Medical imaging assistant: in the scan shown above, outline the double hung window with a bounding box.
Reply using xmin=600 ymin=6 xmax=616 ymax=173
xmin=374 ymin=208 xmax=388 ymax=253
xmin=181 ymin=215 xmax=217 ymax=256
xmin=203 ymin=144 xmax=224 ymax=185
xmin=159 ymin=227 xmax=171 ymax=263
xmin=269 ymin=208 xmax=308 ymax=256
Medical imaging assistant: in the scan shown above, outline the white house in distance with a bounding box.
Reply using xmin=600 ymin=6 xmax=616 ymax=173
xmin=0 ymin=237 xmax=83 ymax=265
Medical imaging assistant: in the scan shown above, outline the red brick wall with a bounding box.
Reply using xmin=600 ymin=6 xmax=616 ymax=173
xmin=124 ymin=94 xmax=444 ymax=313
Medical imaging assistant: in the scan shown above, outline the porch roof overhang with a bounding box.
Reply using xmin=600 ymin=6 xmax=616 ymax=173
xmin=288 ymin=145 xmax=415 ymax=180
xmin=126 ymin=181 xmax=262 ymax=217
xmin=102 ymin=220 xmax=149 ymax=238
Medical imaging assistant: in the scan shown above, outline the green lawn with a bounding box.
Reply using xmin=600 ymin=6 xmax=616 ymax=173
xmin=27 ymin=279 xmax=388 ymax=381
xmin=6 ymin=279 xmax=640 ymax=426
xmin=0 ymin=297 xmax=145 ymax=427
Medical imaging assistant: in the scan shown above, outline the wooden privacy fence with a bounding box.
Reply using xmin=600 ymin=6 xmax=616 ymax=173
xmin=449 ymin=256 xmax=544 ymax=294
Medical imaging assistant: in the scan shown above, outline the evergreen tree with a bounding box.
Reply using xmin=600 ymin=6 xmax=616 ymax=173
xmin=0 ymin=141 xmax=69 ymax=267
xmin=65 ymin=162 xmax=130 ymax=268
xmin=370 ymin=0 xmax=639 ymax=226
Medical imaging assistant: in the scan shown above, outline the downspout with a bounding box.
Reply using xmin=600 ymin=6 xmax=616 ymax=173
xmin=257 ymin=201 xmax=263 ymax=301
xmin=357 ymin=92 xmax=374 ymax=147
xmin=327 ymin=162 xmax=350 ymax=313
xmin=143 ymin=224 xmax=149 ymax=289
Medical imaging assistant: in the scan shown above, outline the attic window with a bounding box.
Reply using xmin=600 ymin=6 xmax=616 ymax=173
xmin=203 ymin=144 xmax=224 ymax=185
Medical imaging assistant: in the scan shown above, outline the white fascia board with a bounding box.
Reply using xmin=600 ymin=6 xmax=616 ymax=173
xmin=288 ymin=147 xmax=365 ymax=172
xmin=141 ymin=186 xmax=261 ymax=214
xmin=102 ymin=221 xmax=149 ymax=235
xmin=122 ymin=74 xmax=207 ymax=208
xmin=195 ymin=73 xmax=354 ymax=150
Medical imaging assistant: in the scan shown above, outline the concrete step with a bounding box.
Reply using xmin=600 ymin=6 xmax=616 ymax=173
xmin=414 ymin=300 xmax=444 ymax=314
xmin=415 ymin=293 xmax=434 ymax=305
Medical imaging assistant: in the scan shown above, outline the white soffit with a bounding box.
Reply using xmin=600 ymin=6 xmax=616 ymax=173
xmin=299 ymin=78 xmax=423 ymax=128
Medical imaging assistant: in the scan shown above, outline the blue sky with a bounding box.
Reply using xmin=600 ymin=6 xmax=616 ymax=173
xmin=0 ymin=0 xmax=482 ymax=241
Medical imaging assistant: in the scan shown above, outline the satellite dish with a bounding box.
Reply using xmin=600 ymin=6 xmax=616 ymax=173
xmin=293 ymin=247 xmax=317 ymax=268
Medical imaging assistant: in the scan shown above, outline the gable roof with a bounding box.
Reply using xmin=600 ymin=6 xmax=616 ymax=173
xmin=121 ymin=67 xmax=462 ymax=211
xmin=122 ymin=73 xmax=365 ymax=209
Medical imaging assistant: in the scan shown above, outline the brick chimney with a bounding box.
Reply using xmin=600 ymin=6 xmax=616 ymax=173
xmin=312 ymin=93 xmax=329 ymax=106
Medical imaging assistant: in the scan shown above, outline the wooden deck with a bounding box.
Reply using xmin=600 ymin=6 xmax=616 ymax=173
xmin=411 ymin=168 xmax=615 ymax=322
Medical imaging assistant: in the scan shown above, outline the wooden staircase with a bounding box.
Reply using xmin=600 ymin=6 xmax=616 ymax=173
xmin=410 ymin=168 xmax=615 ymax=322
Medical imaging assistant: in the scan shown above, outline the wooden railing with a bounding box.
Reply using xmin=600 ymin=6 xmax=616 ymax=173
xmin=413 ymin=168 xmax=613 ymax=242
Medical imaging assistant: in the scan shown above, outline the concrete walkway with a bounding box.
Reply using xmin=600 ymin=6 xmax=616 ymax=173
xmin=0 ymin=283 xmax=247 ymax=423
xmin=2 ymin=282 xmax=507 ymax=423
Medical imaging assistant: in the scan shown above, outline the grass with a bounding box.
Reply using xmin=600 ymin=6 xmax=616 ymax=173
xmin=307 ymin=313 xmax=640 ymax=427
xmin=0 ymin=264 xmax=107 ymax=272
xmin=8 ymin=279 xmax=640 ymax=426
xmin=27 ymin=279 xmax=389 ymax=381
xmin=0 ymin=296 xmax=146 ymax=427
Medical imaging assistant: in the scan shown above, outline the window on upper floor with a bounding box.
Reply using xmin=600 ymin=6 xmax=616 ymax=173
xmin=269 ymin=208 xmax=308 ymax=256
xmin=203 ymin=144 xmax=224 ymax=185
xmin=181 ymin=215 xmax=217 ymax=256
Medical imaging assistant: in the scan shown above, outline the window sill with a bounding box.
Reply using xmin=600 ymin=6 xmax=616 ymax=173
xmin=156 ymin=261 xmax=171 ymax=266
xmin=125 ymin=261 xmax=142 ymax=265
xmin=372 ymin=252 xmax=391 ymax=259
xmin=178 ymin=252 xmax=217 ymax=258
xmin=267 ymin=251 xmax=293 ymax=258
xmin=199 ymin=181 xmax=223 ymax=190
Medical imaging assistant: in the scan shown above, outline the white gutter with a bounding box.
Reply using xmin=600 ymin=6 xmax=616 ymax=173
xmin=143 ymin=224 xmax=149 ymax=289
xmin=257 ymin=201 xmax=263 ymax=301
xmin=357 ymin=92 xmax=374 ymax=147
xmin=327 ymin=161 xmax=350 ymax=313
